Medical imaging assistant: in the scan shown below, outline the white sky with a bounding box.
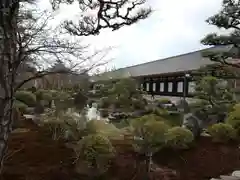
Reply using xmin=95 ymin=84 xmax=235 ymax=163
xmin=38 ymin=0 xmax=223 ymax=69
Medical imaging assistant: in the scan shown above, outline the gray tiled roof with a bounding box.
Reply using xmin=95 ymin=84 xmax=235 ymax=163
xmin=91 ymin=45 xmax=233 ymax=82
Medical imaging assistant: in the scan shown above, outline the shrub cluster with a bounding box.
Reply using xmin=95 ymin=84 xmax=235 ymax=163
xmin=45 ymin=111 xmax=195 ymax=177
xmin=130 ymin=114 xmax=194 ymax=153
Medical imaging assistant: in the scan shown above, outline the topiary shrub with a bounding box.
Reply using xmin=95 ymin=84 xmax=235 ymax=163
xmin=86 ymin=120 xmax=123 ymax=140
xmin=15 ymin=91 xmax=36 ymax=107
xmin=158 ymin=98 xmax=172 ymax=104
xmin=35 ymin=89 xmax=53 ymax=101
xmin=74 ymin=134 xmax=115 ymax=177
xmin=166 ymin=127 xmax=194 ymax=149
xmin=208 ymin=123 xmax=237 ymax=143
xmin=13 ymin=100 xmax=28 ymax=114
xmin=226 ymin=103 xmax=240 ymax=136
xmin=131 ymin=119 xmax=169 ymax=172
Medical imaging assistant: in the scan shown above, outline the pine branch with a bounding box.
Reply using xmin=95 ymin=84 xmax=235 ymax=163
xmin=51 ymin=0 xmax=151 ymax=36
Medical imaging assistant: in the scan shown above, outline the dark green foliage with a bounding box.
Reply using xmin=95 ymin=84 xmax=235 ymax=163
xmin=97 ymin=78 xmax=147 ymax=111
xmin=73 ymin=91 xmax=88 ymax=111
xmin=131 ymin=117 xmax=169 ymax=173
xmin=166 ymin=127 xmax=194 ymax=149
xmin=27 ymin=86 xmax=37 ymax=93
xmin=131 ymin=117 xmax=169 ymax=154
xmin=208 ymin=123 xmax=237 ymax=143
xmin=158 ymin=98 xmax=172 ymax=104
xmin=34 ymin=101 xmax=45 ymax=114
xmin=75 ymin=134 xmax=115 ymax=176
xmin=15 ymin=91 xmax=36 ymax=107
xmin=192 ymin=75 xmax=234 ymax=123
xmin=53 ymin=91 xmax=73 ymax=111
xmin=132 ymin=98 xmax=146 ymax=110
xmin=227 ymin=103 xmax=240 ymax=136
xmin=35 ymin=89 xmax=53 ymax=101
xmin=13 ymin=100 xmax=28 ymax=114
xmin=195 ymin=76 xmax=233 ymax=104
xmin=149 ymin=110 xmax=183 ymax=127
xmin=162 ymin=113 xmax=183 ymax=127
xmin=189 ymin=100 xmax=209 ymax=120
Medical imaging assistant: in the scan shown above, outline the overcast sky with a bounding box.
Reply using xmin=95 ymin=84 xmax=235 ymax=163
xmin=39 ymin=0 xmax=223 ymax=69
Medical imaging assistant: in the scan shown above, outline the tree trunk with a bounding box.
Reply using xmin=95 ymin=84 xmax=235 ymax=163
xmin=0 ymin=0 xmax=19 ymax=173
xmin=0 ymin=101 xmax=13 ymax=173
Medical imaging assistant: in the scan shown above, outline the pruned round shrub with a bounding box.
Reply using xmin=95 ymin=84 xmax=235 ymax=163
xmin=15 ymin=91 xmax=36 ymax=107
xmin=158 ymin=98 xmax=172 ymax=104
xmin=13 ymin=100 xmax=28 ymax=114
xmin=208 ymin=123 xmax=237 ymax=143
xmin=75 ymin=134 xmax=115 ymax=176
xmin=166 ymin=127 xmax=194 ymax=149
xmin=35 ymin=89 xmax=53 ymax=101
xmin=227 ymin=104 xmax=240 ymax=136
xmin=132 ymin=120 xmax=169 ymax=154
xmin=86 ymin=120 xmax=122 ymax=140
xmin=15 ymin=91 xmax=36 ymax=105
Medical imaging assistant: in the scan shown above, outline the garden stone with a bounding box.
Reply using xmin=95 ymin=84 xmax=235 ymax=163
xmin=220 ymin=175 xmax=240 ymax=180
xmin=232 ymin=171 xmax=240 ymax=178
xmin=182 ymin=113 xmax=202 ymax=139
xmin=51 ymin=100 xmax=55 ymax=108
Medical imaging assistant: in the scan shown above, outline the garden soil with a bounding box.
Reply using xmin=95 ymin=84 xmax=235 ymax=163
xmin=1 ymin=119 xmax=240 ymax=180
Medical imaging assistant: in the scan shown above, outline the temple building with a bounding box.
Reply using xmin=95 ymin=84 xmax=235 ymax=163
xmin=90 ymin=45 xmax=240 ymax=99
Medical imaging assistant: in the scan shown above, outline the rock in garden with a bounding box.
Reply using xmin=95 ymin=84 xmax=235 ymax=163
xmin=220 ymin=175 xmax=240 ymax=180
xmin=182 ymin=113 xmax=202 ymax=139
xmin=232 ymin=171 xmax=240 ymax=178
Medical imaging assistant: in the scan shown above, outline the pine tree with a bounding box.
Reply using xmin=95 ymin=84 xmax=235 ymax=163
xmin=201 ymin=0 xmax=240 ymax=68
